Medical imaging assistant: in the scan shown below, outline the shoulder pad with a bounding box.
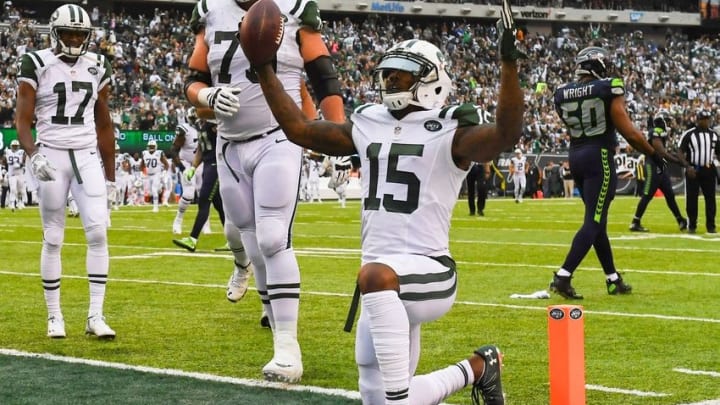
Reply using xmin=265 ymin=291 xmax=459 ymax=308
xmin=292 ymin=0 xmax=323 ymax=31
xmin=439 ymin=103 xmax=486 ymax=127
xmin=19 ymin=52 xmax=43 ymax=83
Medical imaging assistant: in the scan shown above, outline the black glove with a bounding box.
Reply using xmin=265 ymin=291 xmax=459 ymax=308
xmin=497 ymin=0 xmax=527 ymax=62
xmin=650 ymin=151 xmax=667 ymax=175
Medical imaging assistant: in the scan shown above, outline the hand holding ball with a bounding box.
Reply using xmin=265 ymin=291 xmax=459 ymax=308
xmin=238 ymin=0 xmax=284 ymax=66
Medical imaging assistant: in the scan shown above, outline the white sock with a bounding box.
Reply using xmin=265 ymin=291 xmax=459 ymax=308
xmin=557 ymin=268 xmax=572 ymax=277
xmin=409 ymin=360 xmax=473 ymax=404
xmin=41 ymin=241 xmax=62 ymax=317
xmin=265 ymin=249 xmax=300 ymax=339
xmin=607 ymin=273 xmax=619 ymax=282
xmin=86 ymin=226 xmax=109 ymax=316
xmin=363 ymin=290 xmax=410 ymax=405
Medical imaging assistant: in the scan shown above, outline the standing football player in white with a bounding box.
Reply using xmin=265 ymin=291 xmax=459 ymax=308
xmin=327 ymin=155 xmax=352 ymax=208
xmin=15 ymin=3 xmax=116 ymax=339
xmin=184 ymin=0 xmax=345 ymax=383
xmin=5 ymin=139 xmax=27 ymax=211
xmin=171 ymin=109 xmax=200 ymax=233
xmin=140 ymin=139 xmax=169 ymax=212
xmin=509 ymin=148 xmax=527 ymax=203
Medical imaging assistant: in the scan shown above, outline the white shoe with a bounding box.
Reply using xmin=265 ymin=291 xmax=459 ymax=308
xmin=47 ymin=315 xmax=66 ymax=339
xmin=85 ymin=315 xmax=116 ymax=339
xmin=262 ymin=334 xmax=303 ymax=383
xmin=226 ymin=265 xmax=251 ymax=302
xmin=152 ymin=206 xmax=159 ymax=213
xmin=172 ymin=219 xmax=182 ymax=234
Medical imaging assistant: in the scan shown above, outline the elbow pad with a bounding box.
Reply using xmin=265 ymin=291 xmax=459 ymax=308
xmin=184 ymin=69 xmax=213 ymax=98
xmin=305 ymin=55 xmax=342 ymax=102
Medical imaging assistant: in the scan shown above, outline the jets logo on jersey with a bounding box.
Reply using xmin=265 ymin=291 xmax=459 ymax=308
xmin=424 ymin=120 xmax=442 ymax=132
xmin=88 ymin=66 xmax=98 ymax=75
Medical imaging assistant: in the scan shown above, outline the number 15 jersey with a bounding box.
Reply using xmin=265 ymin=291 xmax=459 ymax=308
xmin=351 ymin=104 xmax=476 ymax=264
xmin=17 ymin=49 xmax=112 ymax=150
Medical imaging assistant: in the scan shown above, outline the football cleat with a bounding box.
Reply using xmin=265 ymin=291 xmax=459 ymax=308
xmin=629 ymin=221 xmax=648 ymax=232
xmin=260 ymin=310 xmax=271 ymax=329
xmin=173 ymin=236 xmax=197 ymax=252
xmin=549 ymin=273 xmax=583 ymax=300
xmin=471 ymin=345 xmax=505 ymax=405
xmin=85 ymin=315 xmax=116 ymax=339
xmin=47 ymin=315 xmax=66 ymax=339
xmin=606 ymin=276 xmax=633 ymax=295
xmin=262 ymin=334 xmax=303 ymax=383
xmin=226 ymin=264 xmax=251 ymax=302
xmin=678 ymin=218 xmax=688 ymax=231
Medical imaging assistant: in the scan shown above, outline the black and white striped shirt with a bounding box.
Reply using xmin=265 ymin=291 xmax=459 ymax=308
xmin=679 ymin=127 xmax=720 ymax=167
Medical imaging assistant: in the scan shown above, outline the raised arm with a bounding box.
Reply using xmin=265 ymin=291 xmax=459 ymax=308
xmin=254 ymin=64 xmax=355 ymax=157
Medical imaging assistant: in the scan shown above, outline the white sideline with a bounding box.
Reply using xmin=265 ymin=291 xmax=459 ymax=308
xmin=0 ymin=348 xmax=362 ymax=401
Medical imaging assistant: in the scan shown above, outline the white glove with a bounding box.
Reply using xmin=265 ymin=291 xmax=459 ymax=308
xmin=106 ymin=180 xmax=118 ymax=202
xmin=197 ymin=87 xmax=242 ymax=118
xmin=30 ymin=152 xmax=56 ymax=182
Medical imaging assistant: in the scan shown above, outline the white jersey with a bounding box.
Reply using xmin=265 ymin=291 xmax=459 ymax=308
xmin=176 ymin=123 xmax=198 ymax=163
xmin=194 ymin=0 xmax=321 ymax=140
xmin=115 ymin=153 xmax=129 ymax=178
xmin=5 ymin=149 xmax=25 ymax=176
xmin=329 ymin=156 xmax=351 ymax=189
xmin=351 ymin=103 xmax=474 ymax=263
xmin=142 ymin=150 xmax=165 ymax=176
xmin=511 ymin=156 xmax=527 ymax=177
xmin=17 ymin=49 xmax=111 ymax=150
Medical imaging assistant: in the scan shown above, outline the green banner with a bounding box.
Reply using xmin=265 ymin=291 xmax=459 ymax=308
xmin=0 ymin=128 xmax=176 ymax=155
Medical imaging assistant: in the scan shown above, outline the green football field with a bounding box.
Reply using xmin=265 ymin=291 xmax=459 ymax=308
xmin=0 ymin=195 xmax=718 ymax=404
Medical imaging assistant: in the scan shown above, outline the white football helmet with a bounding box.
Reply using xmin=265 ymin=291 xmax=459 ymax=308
xmin=10 ymin=139 xmax=20 ymax=149
xmin=49 ymin=4 xmax=93 ymax=58
xmin=374 ymin=40 xmax=453 ymax=110
xmin=147 ymin=139 xmax=157 ymax=152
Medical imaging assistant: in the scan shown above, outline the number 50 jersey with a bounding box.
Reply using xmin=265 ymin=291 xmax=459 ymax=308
xmin=17 ymin=49 xmax=112 ymax=150
xmin=553 ymin=77 xmax=625 ymax=151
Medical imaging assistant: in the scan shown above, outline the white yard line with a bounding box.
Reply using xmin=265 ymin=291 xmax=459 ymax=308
xmin=586 ymin=384 xmax=668 ymax=397
xmin=674 ymin=368 xmax=720 ymax=378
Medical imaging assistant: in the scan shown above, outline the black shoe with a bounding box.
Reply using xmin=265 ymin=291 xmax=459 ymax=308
xmin=678 ymin=218 xmax=688 ymax=231
xmin=688 ymin=228 xmax=697 ymax=234
xmin=478 ymin=211 xmax=484 ymax=216
xmin=606 ymin=275 xmax=633 ymax=295
xmin=469 ymin=212 xmax=475 ymax=216
xmin=260 ymin=313 xmax=271 ymax=329
xmin=708 ymin=228 xmax=717 ymax=234
xmin=471 ymin=345 xmax=504 ymax=405
xmin=629 ymin=222 xmax=649 ymax=232
xmin=549 ymin=273 xmax=584 ymax=299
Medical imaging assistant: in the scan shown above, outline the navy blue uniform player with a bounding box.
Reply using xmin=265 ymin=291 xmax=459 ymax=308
xmin=173 ymin=121 xmax=225 ymax=252
xmin=629 ymin=110 xmax=687 ymax=232
xmin=550 ymin=46 xmax=665 ymax=299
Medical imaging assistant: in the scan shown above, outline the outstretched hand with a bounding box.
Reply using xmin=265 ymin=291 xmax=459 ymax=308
xmin=497 ymin=0 xmax=527 ymax=62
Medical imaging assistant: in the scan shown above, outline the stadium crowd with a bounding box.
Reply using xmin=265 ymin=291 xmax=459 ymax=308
xmin=0 ymin=2 xmax=718 ymax=156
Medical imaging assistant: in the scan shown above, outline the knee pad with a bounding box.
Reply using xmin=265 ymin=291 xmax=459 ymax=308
xmin=181 ymin=185 xmax=195 ymax=200
xmin=256 ymin=217 xmax=288 ymax=257
xmin=85 ymin=225 xmax=107 ymax=248
xmin=43 ymin=226 xmax=64 ymax=247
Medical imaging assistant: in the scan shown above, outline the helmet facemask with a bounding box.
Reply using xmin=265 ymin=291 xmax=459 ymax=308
xmin=374 ymin=40 xmax=453 ymax=111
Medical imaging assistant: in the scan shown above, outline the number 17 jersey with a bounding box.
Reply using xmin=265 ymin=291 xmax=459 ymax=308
xmin=17 ymin=49 xmax=112 ymax=150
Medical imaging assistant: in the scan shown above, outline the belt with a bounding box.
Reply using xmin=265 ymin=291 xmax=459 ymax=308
xmin=221 ymin=126 xmax=281 ymax=144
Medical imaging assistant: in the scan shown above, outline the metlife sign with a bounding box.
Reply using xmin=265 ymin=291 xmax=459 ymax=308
xmin=371 ymin=2 xmax=405 ymax=12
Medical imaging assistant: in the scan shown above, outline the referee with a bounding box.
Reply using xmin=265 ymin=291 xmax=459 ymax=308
xmin=677 ymin=110 xmax=720 ymax=234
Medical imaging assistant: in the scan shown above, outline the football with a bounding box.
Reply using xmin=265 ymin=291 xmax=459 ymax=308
xmin=239 ymin=0 xmax=284 ymax=66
